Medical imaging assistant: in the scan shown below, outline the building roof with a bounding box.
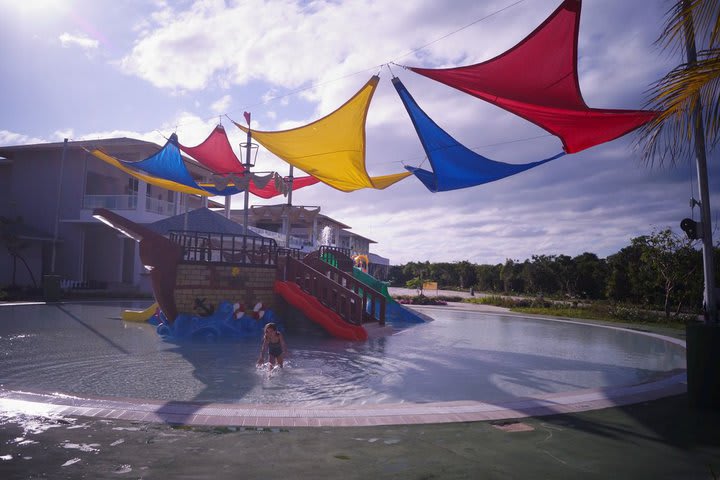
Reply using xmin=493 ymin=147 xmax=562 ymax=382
xmin=0 ymin=136 xmax=214 ymax=175
xmin=368 ymin=252 xmax=389 ymax=266
xmin=0 ymin=137 xmax=224 ymax=209
xmin=339 ymin=229 xmax=376 ymax=244
xmin=0 ymin=137 xmax=161 ymax=159
xmin=246 ymin=204 xmax=353 ymax=229
xmin=0 ymin=217 xmax=56 ymax=242
xmin=146 ymin=208 xmax=262 ymax=237
xmin=248 ymin=204 xmax=323 ymax=224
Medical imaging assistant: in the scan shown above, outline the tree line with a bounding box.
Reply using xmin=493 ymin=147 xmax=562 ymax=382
xmin=388 ymin=228 xmax=718 ymax=317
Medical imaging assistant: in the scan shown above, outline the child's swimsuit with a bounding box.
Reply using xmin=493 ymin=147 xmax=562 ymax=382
xmin=268 ymin=338 xmax=283 ymax=357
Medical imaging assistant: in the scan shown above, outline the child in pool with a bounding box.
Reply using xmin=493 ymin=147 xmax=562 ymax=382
xmin=257 ymin=323 xmax=287 ymax=369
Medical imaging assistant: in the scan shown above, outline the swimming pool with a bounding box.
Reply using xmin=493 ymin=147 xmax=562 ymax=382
xmin=0 ymin=302 xmax=685 ymax=408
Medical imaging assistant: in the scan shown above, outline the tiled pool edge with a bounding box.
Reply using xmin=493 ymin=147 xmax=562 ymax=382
xmin=0 ymin=372 xmax=687 ymax=427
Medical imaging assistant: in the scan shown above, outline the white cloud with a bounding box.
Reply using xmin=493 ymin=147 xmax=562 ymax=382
xmin=0 ymin=130 xmax=45 ymax=147
xmin=117 ymin=0 xmax=559 ymax=101
xmin=210 ymin=94 xmax=232 ymax=114
xmin=52 ymin=129 xmax=74 ymax=142
xmin=75 ymin=128 xmax=165 ymax=145
xmin=59 ymin=32 xmax=99 ymax=51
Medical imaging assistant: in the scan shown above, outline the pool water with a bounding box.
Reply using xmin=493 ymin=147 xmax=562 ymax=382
xmin=0 ymin=302 xmax=685 ymax=406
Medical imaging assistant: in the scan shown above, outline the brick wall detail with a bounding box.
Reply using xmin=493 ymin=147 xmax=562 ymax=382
xmin=174 ymin=263 xmax=276 ymax=315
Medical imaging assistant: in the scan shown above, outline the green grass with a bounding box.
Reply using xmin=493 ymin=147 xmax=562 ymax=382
xmin=463 ymin=295 xmax=691 ymax=330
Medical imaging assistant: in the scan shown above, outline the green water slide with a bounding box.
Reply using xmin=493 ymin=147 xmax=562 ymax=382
xmin=352 ymin=268 xmax=426 ymax=324
xmin=316 ymin=253 xmax=425 ymax=324
xmin=352 ymin=267 xmax=392 ymax=301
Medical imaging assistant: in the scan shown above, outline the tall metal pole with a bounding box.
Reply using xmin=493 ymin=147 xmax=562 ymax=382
xmin=285 ymin=165 xmax=294 ymax=248
xmin=683 ymin=0 xmax=717 ymax=323
xmin=183 ymin=193 xmax=188 ymax=231
xmin=51 ymin=138 xmax=68 ymax=273
xmin=243 ymin=128 xmax=252 ymax=234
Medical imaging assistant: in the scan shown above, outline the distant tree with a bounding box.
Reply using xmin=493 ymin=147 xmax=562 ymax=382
xmin=606 ymin=242 xmax=652 ymax=304
xmin=405 ymin=277 xmax=424 ymax=296
xmin=454 ymin=260 xmax=476 ymax=290
xmin=387 ymin=265 xmax=407 ymax=286
xmin=573 ymin=252 xmax=608 ymax=300
xmin=636 ymin=228 xmax=702 ymax=317
xmin=0 ymin=216 xmax=38 ymax=288
xmin=475 ymin=264 xmax=502 ymax=292
xmin=552 ymin=254 xmax=577 ymax=296
xmin=431 ymin=262 xmax=455 ymax=286
xmin=500 ymin=259 xmax=524 ymax=293
xmin=522 ymin=255 xmax=559 ymax=295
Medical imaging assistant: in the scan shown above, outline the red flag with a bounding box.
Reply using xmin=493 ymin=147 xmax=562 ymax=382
xmin=243 ymin=111 xmax=251 ymax=126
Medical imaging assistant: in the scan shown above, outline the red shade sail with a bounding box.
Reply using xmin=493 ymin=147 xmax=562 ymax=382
xmin=179 ymin=124 xmax=245 ymax=174
xmin=408 ymin=0 xmax=657 ymax=153
xmin=179 ymin=125 xmax=320 ymax=198
xmin=250 ymin=174 xmax=321 ymax=199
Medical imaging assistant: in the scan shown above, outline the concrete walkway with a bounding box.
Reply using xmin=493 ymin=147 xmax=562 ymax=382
xmin=0 ymin=393 xmax=717 ymax=479
xmin=388 ymin=286 xmax=480 ymax=299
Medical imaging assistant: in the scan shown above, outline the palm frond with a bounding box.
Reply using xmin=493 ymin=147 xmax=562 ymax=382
xmin=638 ymin=1 xmax=720 ymax=165
xmin=660 ymin=0 xmax=720 ymax=51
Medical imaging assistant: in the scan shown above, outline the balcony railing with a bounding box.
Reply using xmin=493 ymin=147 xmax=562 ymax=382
xmin=83 ymin=194 xmax=137 ymax=210
xmin=83 ymin=194 xmax=179 ymax=215
xmin=145 ymin=196 xmax=178 ymax=215
xmin=248 ymin=226 xmax=305 ymax=249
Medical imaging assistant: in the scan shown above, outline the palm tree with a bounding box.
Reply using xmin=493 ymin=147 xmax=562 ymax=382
xmin=0 ymin=216 xmax=38 ymax=288
xmin=639 ymin=0 xmax=720 ymax=165
xmin=646 ymin=2 xmax=720 ymax=409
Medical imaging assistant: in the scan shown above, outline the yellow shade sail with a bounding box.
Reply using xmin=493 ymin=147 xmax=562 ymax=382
xmin=88 ymin=148 xmax=212 ymax=196
xmin=235 ymin=76 xmax=411 ymax=192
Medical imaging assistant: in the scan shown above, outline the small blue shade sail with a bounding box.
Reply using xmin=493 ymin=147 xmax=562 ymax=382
xmin=119 ymin=134 xmax=242 ymax=196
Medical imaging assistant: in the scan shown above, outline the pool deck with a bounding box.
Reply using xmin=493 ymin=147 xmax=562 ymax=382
xmin=0 ymin=299 xmax=717 ymax=478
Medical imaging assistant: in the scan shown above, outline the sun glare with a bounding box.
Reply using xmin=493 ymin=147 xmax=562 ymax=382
xmin=0 ymin=0 xmax=69 ymax=17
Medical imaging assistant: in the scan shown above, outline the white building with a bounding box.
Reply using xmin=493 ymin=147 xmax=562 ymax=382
xmin=0 ymin=138 xmax=391 ymax=291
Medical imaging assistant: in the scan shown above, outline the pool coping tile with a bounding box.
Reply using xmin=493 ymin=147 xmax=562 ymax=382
xmin=0 ymin=370 xmax=688 ymax=428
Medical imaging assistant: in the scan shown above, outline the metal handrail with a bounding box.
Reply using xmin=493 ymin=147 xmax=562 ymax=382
xmin=286 ymin=256 xmax=365 ymax=325
xmin=316 ymin=245 xmax=354 ymax=272
xmin=304 ymin=254 xmax=386 ymax=326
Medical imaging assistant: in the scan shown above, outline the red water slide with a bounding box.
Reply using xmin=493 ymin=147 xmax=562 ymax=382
xmin=274 ymin=280 xmax=368 ymax=341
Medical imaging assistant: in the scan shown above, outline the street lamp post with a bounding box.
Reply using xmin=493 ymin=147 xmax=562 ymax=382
xmin=284 ymin=165 xmax=294 ymax=248
xmin=240 ymin=131 xmax=258 ymax=235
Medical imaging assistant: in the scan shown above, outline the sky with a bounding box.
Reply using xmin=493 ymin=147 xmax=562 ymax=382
xmin=1 ymin=0 xmax=718 ymax=265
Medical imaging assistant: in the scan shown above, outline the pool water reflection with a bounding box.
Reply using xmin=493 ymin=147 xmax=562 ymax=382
xmin=0 ymin=302 xmax=685 ymax=406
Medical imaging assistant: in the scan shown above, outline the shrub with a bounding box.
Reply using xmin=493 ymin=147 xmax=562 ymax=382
xmin=395 ymin=295 xmax=447 ymax=306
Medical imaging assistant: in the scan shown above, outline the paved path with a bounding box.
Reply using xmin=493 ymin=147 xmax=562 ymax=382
xmin=388 ymin=286 xmax=480 ymax=299
xmin=1 ymin=393 xmax=716 ymax=479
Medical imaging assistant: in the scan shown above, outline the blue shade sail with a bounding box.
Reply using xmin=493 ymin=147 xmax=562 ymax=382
xmin=392 ymin=77 xmax=564 ymax=192
xmin=118 ymin=134 xmax=242 ymax=196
